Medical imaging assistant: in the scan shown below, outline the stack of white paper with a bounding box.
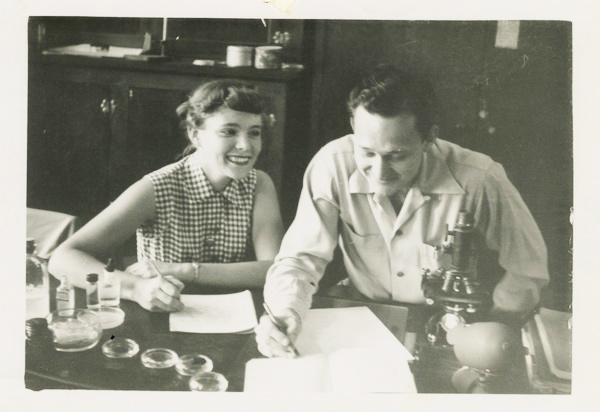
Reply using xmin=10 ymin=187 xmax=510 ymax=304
xmin=169 ymin=290 xmax=258 ymax=334
xmin=43 ymin=44 xmax=143 ymax=58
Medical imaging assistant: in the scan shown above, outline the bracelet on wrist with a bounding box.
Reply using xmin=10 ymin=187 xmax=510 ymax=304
xmin=191 ymin=262 xmax=200 ymax=284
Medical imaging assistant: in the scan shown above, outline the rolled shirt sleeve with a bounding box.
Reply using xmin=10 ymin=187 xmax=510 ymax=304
xmin=264 ymin=152 xmax=340 ymax=318
xmin=474 ymin=162 xmax=549 ymax=319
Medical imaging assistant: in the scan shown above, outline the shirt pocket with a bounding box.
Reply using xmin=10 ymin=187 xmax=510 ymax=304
xmin=339 ymin=219 xmax=387 ymax=272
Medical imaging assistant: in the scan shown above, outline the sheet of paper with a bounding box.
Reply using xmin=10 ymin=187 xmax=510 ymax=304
xmin=244 ymin=347 xmax=416 ymax=393
xmin=244 ymin=354 xmax=331 ymax=393
xmin=328 ymin=347 xmax=417 ymax=393
xmin=495 ymin=21 xmax=520 ymax=49
xmin=245 ymin=307 xmax=416 ymax=393
xmin=295 ymin=306 xmax=413 ymax=360
xmin=169 ymin=290 xmax=257 ymax=333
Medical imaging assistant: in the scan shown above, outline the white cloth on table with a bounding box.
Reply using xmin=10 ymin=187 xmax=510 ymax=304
xmin=26 ymin=208 xmax=78 ymax=260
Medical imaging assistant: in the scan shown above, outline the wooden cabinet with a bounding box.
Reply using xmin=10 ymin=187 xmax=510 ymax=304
xmin=28 ymin=79 xmax=113 ymax=220
xmin=27 ymin=57 xmax=310 ymax=225
xmin=112 ymin=86 xmax=187 ymax=199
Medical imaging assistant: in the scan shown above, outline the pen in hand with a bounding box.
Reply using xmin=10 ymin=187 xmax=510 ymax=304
xmin=262 ymin=302 xmax=301 ymax=357
xmin=148 ymin=260 xmax=185 ymax=296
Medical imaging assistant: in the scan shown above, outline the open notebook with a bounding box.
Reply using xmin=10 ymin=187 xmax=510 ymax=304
xmin=245 ymin=306 xmax=416 ymax=393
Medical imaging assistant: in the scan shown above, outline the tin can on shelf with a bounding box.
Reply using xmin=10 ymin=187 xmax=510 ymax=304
xmin=254 ymin=45 xmax=283 ymax=69
xmin=226 ymin=46 xmax=253 ymax=67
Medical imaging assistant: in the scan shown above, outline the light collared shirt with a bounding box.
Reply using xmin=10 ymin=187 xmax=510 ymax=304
xmin=265 ymin=136 xmax=549 ymax=319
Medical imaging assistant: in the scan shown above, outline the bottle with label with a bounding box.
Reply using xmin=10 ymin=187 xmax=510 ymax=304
xmin=86 ymin=273 xmax=100 ymax=310
xmin=100 ymin=258 xmax=120 ymax=307
xmin=56 ymin=276 xmax=75 ymax=311
xmin=26 ymin=238 xmax=50 ymax=320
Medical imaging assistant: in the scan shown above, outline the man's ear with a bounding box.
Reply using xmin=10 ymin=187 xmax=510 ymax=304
xmin=422 ymin=125 xmax=438 ymax=151
xmin=427 ymin=125 xmax=439 ymax=144
xmin=350 ymin=116 xmax=355 ymax=132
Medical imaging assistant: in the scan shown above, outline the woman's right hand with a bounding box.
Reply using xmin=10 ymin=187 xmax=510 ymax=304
xmin=129 ymin=273 xmax=185 ymax=312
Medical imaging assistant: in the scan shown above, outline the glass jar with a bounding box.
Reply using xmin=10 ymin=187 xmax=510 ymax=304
xmin=226 ymin=45 xmax=253 ymax=67
xmin=254 ymin=45 xmax=282 ymax=69
xmin=46 ymin=309 xmax=102 ymax=352
xmin=26 ymin=238 xmax=49 ymax=320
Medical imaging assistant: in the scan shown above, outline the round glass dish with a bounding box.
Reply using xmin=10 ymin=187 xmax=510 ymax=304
xmin=95 ymin=307 xmax=125 ymax=329
xmin=141 ymin=348 xmax=178 ymax=369
xmin=175 ymin=354 xmax=213 ymax=376
xmin=102 ymin=337 xmax=139 ymax=358
xmin=46 ymin=309 xmax=102 ymax=352
xmin=189 ymin=371 xmax=228 ymax=392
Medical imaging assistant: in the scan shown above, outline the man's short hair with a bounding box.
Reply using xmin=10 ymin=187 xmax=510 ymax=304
xmin=347 ymin=64 xmax=437 ymax=138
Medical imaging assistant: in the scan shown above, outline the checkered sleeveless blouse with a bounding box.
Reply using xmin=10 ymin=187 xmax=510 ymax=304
xmin=136 ymin=153 xmax=257 ymax=263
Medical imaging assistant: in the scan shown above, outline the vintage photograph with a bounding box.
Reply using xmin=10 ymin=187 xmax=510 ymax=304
xmin=13 ymin=3 xmax=592 ymax=408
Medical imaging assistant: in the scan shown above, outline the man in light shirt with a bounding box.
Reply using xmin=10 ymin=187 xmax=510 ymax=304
xmin=255 ymin=64 xmax=548 ymax=358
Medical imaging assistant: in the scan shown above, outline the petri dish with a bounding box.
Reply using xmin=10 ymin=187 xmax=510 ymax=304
xmin=102 ymin=337 xmax=139 ymax=358
xmin=141 ymin=348 xmax=178 ymax=369
xmin=175 ymin=354 xmax=214 ymax=376
xmin=95 ymin=307 xmax=125 ymax=329
xmin=189 ymin=371 xmax=228 ymax=392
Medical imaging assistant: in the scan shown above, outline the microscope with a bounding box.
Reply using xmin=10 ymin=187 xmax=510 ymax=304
xmin=421 ymin=210 xmax=525 ymax=393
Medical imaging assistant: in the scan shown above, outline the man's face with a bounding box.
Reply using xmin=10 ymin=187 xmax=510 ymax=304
xmin=352 ymin=106 xmax=430 ymax=198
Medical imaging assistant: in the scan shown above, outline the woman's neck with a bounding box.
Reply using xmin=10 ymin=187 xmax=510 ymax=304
xmin=197 ymin=157 xmax=232 ymax=192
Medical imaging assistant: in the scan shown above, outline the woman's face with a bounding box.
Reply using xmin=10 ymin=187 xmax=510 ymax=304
xmin=192 ymin=107 xmax=262 ymax=190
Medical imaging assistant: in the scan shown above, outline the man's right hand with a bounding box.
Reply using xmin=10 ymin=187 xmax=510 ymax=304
xmin=254 ymin=308 xmax=302 ymax=358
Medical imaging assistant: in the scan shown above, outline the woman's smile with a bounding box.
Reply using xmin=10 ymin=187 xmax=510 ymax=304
xmin=226 ymin=154 xmax=253 ymax=166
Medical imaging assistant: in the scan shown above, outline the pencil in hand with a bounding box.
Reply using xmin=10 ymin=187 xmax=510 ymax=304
xmin=262 ymin=302 xmax=301 ymax=357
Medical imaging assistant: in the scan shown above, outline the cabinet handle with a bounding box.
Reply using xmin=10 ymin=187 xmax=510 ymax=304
xmin=100 ymin=98 xmax=110 ymax=114
xmin=110 ymin=99 xmax=118 ymax=115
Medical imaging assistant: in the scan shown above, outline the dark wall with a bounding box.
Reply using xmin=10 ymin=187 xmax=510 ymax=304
xmin=308 ymin=20 xmax=572 ymax=310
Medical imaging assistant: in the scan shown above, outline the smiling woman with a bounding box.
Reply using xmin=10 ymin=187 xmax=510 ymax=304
xmin=177 ymin=81 xmax=266 ymax=189
xmin=48 ymin=79 xmax=284 ymax=312
xmin=188 ymin=107 xmax=263 ymax=190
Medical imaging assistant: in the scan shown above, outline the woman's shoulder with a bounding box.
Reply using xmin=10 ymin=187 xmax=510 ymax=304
xmin=252 ymin=169 xmax=278 ymax=199
xmin=146 ymin=157 xmax=189 ymax=185
xmin=254 ymin=169 xmax=275 ymax=188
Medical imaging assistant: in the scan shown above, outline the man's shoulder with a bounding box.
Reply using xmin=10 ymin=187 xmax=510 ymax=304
xmin=316 ymin=135 xmax=355 ymax=158
xmin=305 ymin=135 xmax=356 ymax=186
xmin=435 ymin=138 xmax=494 ymax=172
xmin=310 ymin=135 xmax=356 ymax=172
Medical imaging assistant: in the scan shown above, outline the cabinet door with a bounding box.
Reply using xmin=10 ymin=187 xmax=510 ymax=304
xmin=28 ymin=79 xmax=112 ymax=220
xmin=109 ymin=86 xmax=189 ymax=199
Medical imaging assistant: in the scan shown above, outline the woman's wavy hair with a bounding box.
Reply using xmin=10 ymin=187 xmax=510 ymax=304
xmin=176 ymin=79 xmax=269 ymax=157
xmin=347 ymin=64 xmax=438 ymax=139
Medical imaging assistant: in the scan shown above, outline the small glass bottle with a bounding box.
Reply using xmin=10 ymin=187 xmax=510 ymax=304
xmin=56 ymin=276 xmax=75 ymax=311
xmin=86 ymin=273 xmax=100 ymax=310
xmin=26 ymin=238 xmax=50 ymax=320
xmin=100 ymin=258 xmax=120 ymax=307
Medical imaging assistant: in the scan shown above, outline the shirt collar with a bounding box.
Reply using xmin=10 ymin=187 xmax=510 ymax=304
xmin=348 ymin=139 xmax=465 ymax=196
xmin=185 ymin=153 xmax=250 ymax=207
